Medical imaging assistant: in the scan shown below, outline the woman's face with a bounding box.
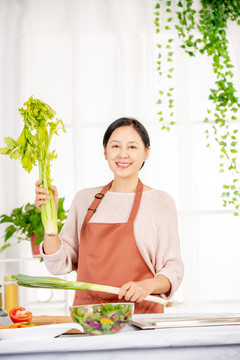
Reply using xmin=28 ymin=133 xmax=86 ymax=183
xmin=104 ymin=125 xmax=150 ymax=180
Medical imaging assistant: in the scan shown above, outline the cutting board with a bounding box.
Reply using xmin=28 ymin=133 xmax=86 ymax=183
xmin=32 ymin=316 xmax=83 ymax=334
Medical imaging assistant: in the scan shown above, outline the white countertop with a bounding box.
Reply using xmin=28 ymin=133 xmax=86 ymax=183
xmin=1 ymin=314 xmax=240 ymax=360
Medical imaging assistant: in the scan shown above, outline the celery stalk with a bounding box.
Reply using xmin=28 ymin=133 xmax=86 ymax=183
xmin=0 ymin=97 xmax=65 ymax=235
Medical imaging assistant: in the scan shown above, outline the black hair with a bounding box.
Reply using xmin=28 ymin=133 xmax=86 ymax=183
xmin=103 ymin=117 xmax=150 ymax=169
xmin=103 ymin=117 xmax=150 ymax=148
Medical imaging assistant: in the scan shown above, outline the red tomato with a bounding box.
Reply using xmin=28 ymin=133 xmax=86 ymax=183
xmin=9 ymin=307 xmax=32 ymax=323
xmin=112 ymin=325 xmax=120 ymax=333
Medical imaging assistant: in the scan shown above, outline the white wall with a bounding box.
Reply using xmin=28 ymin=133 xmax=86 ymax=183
xmin=0 ymin=0 xmax=240 ymax=314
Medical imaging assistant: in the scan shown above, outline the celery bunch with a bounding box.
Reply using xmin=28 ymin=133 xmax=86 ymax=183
xmin=12 ymin=274 xmax=171 ymax=306
xmin=0 ymin=97 xmax=66 ymax=235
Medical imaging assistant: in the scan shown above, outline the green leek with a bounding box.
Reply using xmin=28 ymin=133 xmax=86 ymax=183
xmin=12 ymin=274 xmax=171 ymax=306
xmin=0 ymin=97 xmax=66 ymax=235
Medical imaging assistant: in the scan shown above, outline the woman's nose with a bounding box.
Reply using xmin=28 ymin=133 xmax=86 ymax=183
xmin=119 ymin=147 xmax=128 ymax=157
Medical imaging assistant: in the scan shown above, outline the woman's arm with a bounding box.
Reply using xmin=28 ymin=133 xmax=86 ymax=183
xmin=35 ymin=180 xmax=79 ymax=275
xmin=42 ymin=233 xmax=61 ymax=254
xmin=119 ymin=191 xmax=183 ymax=303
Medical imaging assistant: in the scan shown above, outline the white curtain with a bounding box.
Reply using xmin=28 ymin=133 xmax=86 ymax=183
xmin=0 ymin=0 xmax=240 ymax=313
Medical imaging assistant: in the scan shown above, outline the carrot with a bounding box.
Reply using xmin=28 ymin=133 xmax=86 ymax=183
xmin=0 ymin=322 xmax=36 ymax=329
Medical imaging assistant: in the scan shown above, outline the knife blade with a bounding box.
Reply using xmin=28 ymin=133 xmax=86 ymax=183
xmin=0 ymin=307 xmax=13 ymax=326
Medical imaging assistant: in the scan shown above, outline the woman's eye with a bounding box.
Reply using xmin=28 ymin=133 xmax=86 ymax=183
xmin=129 ymin=146 xmax=137 ymax=149
xmin=112 ymin=145 xmax=119 ymax=148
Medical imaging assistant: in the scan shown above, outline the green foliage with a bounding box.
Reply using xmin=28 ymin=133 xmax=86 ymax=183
xmin=0 ymin=198 xmax=68 ymax=253
xmin=155 ymin=0 xmax=175 ymax=131
xmin=155 ymin=0 xmax=240 ymax=215
xmin=0 ymin=97 xmax=66 ymax=233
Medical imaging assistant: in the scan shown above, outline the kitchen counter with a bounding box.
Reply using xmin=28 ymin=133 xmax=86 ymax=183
xmin=1 ymin=314 xmax=240 ymax=360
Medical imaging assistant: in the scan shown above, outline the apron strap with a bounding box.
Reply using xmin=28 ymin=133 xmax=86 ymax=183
xmin=127 ymin=178 xmax=143 ymax=224
xmin=82 ymin=178 xmax=143 ymax=228
xmin=82 ymin=181 xmax=113 ymax=228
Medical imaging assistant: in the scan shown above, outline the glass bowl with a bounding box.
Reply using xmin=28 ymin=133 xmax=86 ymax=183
xmin=69 ymin=302 xmax=134 ymax=335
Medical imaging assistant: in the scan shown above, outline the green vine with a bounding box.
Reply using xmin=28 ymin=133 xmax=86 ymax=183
xmin=155 ymin=0 xmax=240 ymax=215
xmin=155 ymin=0 xmax=175 ymax=131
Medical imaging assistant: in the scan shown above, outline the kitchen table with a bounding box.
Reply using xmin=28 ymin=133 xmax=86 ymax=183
xmin=1 ymin=314 xmax=240 ymax=360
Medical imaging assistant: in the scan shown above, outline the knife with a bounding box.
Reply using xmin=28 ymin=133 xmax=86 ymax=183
xmin=0 ymin=307 xmax=13 ymax=326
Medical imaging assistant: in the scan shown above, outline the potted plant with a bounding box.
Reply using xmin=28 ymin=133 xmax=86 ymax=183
xmin=0 ymin=198 xmax=68 ymax=257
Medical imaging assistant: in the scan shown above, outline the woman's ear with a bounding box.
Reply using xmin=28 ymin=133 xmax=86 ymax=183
xmin=104 ymin=147 xmax=107 ymax=160
xmin=145 ymin=146 xmax=150 ymax=161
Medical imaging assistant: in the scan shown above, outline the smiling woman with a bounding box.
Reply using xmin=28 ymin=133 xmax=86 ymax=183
xmin=34 ymin=117 xmax=184 ymax=314
xmin=103 ymin=118 xmax=150 ymax=191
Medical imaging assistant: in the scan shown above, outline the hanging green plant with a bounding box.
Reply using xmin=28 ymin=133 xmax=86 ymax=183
xmin=155 ymin=0 xmax=175 ymax=131
xmin=155 ymin=0 xmax=240 ymax=215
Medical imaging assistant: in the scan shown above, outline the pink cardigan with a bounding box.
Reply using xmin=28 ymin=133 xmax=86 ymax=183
xmin=40 ymin=186 xmax=184 ymax=299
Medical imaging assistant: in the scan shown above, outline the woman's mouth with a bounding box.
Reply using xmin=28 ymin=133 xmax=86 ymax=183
xmin=116 ymin=162 xmax=131 ymax=168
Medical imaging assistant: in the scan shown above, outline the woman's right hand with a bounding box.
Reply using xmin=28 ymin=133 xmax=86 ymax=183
xmin=34 ymin=180 xmax=59 ymax=211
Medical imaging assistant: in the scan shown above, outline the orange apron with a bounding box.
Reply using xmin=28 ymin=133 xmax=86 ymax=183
xmin=73 ymin=178 xmax=163 ymax=314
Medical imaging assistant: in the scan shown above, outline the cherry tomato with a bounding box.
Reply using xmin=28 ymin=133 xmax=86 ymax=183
xmin=9 ymin=307 xmax=32 ymax=323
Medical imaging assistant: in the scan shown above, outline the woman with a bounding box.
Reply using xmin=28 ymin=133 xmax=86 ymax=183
xmin=35 ymin=118 xmax=184 ymax=314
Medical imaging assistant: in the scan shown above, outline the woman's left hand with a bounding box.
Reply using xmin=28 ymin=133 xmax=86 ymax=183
xmin=118 ymin=280 xmax=153 ymax=303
